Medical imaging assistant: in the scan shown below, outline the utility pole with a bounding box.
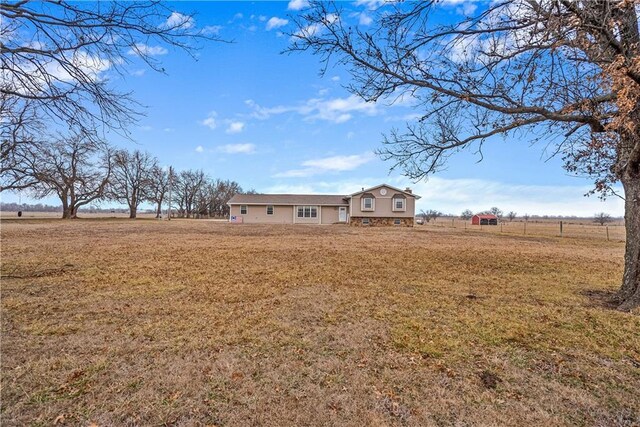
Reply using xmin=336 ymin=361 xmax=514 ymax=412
xmin=167 ymin=166 xmax=173 ymax=221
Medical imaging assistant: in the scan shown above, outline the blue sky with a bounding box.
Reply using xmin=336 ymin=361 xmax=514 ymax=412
xmin=4 ymin=1 xmax=625 ymax=216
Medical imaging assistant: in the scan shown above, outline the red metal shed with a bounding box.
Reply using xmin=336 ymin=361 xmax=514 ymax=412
xmin=472 ymin=214 xmax=498 ymax=225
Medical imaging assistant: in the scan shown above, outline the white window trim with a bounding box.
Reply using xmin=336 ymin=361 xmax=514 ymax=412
xmin=240 ymin=205 xmax=248 ymax=215
xmin=266 ymin=205 xmax=274 ymax=215
xmin=297 ymin=205 xmax=318 ymax=218
xmin=393 ymin=198 xmax=406 ymax=212
xmin=361 ymin=197 xmax=375 ymax=211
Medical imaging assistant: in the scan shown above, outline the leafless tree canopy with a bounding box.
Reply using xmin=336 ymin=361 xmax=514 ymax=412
xmin=28 ymin=135 xmax=113 ymax=219
xmin=108 ymin=150 xmax=157 ymax=219
xmin=1 ymin=1 xmax=218 ymax=140
xmin=289 ymin=1 xmax=638 ymax=191
xmin=291 ymin=0 xmax=640 ymax=310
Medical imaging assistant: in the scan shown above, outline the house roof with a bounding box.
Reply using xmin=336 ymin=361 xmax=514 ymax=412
xmin=350 ymin=183 xmax=421 ymax=199
xmin=228 ymin=194 xmax=349 ymax=206
xmin=473 ymin=214 xmax=498 ymax=219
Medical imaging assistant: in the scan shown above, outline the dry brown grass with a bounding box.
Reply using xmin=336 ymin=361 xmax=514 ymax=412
xmin=1 ymin=219 xmax=639 ymax=426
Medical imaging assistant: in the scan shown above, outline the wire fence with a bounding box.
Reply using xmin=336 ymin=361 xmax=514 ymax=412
xmin=419 ymin=218 xmax=626 ymax=242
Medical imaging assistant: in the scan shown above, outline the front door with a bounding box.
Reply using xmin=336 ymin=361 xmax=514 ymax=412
xmin=339 ymin=207 xmax=347 ymax=222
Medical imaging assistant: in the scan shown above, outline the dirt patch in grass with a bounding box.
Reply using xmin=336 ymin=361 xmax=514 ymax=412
xmin=1 ymin=220 xmax=639 ymax=426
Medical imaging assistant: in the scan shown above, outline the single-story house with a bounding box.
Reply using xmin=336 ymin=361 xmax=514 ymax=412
xmin=227 ymin=184 xmax=420 ymax=226
xmin=471 ymin=214 xmax=498 ymax=225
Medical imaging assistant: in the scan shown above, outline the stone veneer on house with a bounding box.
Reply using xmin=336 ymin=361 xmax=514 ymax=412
xmin=349 ymin=217 xmax=414 ymax=227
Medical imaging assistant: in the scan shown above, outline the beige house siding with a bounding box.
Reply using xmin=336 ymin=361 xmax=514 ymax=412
xmin=351 ymin=186 xmax=416 ymax=218
xmin=320 ymin=205 xmax=343 ymax=224
xmin=229 ymin=204 xmax=293 ymax=224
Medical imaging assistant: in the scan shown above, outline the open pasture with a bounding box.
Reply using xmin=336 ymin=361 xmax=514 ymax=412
xmin=1 ymin=220 xmax=638 ymax=426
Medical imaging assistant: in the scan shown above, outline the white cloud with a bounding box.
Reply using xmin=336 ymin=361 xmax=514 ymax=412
xmin=245 ymin=94 xmax=378 ymax=124
xmin=359 ymin=13 xmax=373 ymax=26
xmin=266 ymin=17 xmax=289 ymax=30
xmin=217 ymin=143 xmax=256 ymax=154
xmin=274 ymin=152 xmax=375 ymax=178
xmin=200 ymin=111 xmax=218 ymax=130
xmin=354 ymin=0 xmax=389 ymax=10
xmin=287 ymin=0 xmax=309 ymax=10
xmin=202 ymin=25 xmax=223 ymax=35
xmin=195 ymin=145 xmax=204 ymax=153
xmin=127 ymin=43 xmax=168 ymax=56
xmin=398 ymin=176 xmax=625 ymax=217
xmin=164 ymin=12 xmax=194 ymax=29
xmin=226 ymin=121 xmax=245 ymax=134
xmin=265 ymin=175 xmax=625 ymax=217
xmin=331 ymin=76 xmax=340 ymax=82
xmin=131 ymin=69 xmax=146 ymax=77
xmin=292 ymin=13 xmax=338 ymax=40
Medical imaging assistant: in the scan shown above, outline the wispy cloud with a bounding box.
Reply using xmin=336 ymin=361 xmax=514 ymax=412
xmin=265 ymin=175 xmax=624 ymax=217
xmin=266 ymin=17 xmax=288 ymax=30
xmin=358 ymin=12 xmax=373 ymax=25
xmin=225 ymin=121 xmax=245 ymax=134
xmin=200 ymin=111 xmax=218 ymax=129
xmin=287 ymin=0 xmax=309 ymax=10
xmin=217 ymin=143 xmax=256 ymax=154
xmin=245 ymin=94 xmax=378 ymax=124
xmin=127 ymin=43 xmax=168 ymax=56
xmin=202 ymin=25 xmax=223 ymax=35
xmin=274 ymin=152 xmax=375 ymax=178
xmin=292 ymin=13 xmax=338 ymax=40
xmin=164 ymin=12 xmax=194 ymax=29
xmin=195 ymin=145 xmax=204 ymax=153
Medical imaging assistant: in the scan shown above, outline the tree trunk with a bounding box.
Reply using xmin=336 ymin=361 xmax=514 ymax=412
xmin=156 ymin=200 xmax=162 ymax=218
xmin=129 ymin=207 xmax=137 ymax=219
xmin=618 ymin=175 xmax=640 ymax=311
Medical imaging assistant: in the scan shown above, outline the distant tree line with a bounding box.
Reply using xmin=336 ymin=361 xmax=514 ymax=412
xmin=1 ymin=135 xmax=250 ymax=219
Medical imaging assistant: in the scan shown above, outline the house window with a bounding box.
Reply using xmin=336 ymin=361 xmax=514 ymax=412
xmin=361 ymin=195 xmax=375 ymax=211
xmin=394 ymin=198 xmax=405 ymax=211
xmin=362 ymin=218 xmax=370 ymax=225
xmin=240 ymin=205 xmax=247 ymax=215
xmin=266 ymin=205 xmax=274 ymax=215
xmin=394 ymin=219 xmax=402 ymax=225
xmin=297 ymin=206 xmax=318 ymax=218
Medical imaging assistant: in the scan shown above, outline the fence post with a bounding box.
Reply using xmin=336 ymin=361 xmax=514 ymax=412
xmin=560 ymin=220 xmax=563 ymax=237
xmin=524 ymin=221 xmax=527 ymax=235
xmin=606 ymin=225 xmax=610 ymax=241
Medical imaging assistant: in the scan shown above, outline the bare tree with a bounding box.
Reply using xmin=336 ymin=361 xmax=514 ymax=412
xmin=421 ymin=209 xmax=442 ymax=223
xmin=594 ymin=212 xmax=614 ymax=226
xmin=148 ymin=165 xmax=171 ymax=218
xmin=489 ymin=207 xmax=503 ymax=218
xmin=507 ymin=211 xmax=518 ymax=222
xmin=291 ymin=1 xmax=640 ymax=310
xmin=1 ymin=1 xmax=220 ymax=195
xmin=108 ymin=150 xmax=156 ymax=219
xmin=173 ymin=169 xmax=206 ymax=218
xmin=1 ymin=1 xmax=219 ymax=140
xmin=0 ymin=99 xmax=42 ymax=191
xmin=28 ymin=136 xmax=112 ymax=219
xmin=460 ymin=209 xmax=474 ymax=220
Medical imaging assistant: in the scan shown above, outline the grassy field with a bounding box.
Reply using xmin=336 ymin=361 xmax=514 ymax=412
xmin=1 ymin=219 xmax=639 ymax=426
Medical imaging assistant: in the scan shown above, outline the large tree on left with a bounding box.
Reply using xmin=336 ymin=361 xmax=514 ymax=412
xmin=0 ymin=1 xmax=216 ymax=192
xmin=29 ymin=136 xmax=112 ymax=219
